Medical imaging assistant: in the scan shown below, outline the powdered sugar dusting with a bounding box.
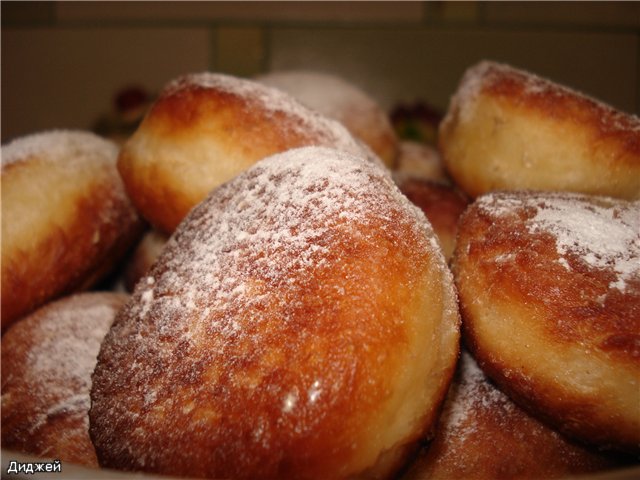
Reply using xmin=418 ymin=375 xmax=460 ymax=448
xmin=162 ymin=72 xmax=382 ymax=165
xmin=91 ymin=146 xmax=449 ymax=470
xmin=1 ymin=130 xmax=119 ymax=168
xmin=2 ymin=293 xmax=126 ymax=434
xmin=136 ymin=145 xmax=433 ymax=333
xmin=478 ymin=192 xmax=640 ymax=292
xmin=450 ymin=60 xmax=640 ymax=131
xmin=443 ymin=351 xmax=514 ymax=444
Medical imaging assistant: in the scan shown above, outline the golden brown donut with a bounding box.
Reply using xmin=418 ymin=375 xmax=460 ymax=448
xmin=122 ymin=229 xmax=169 ymax=292
xmin=1 ymin=130 xmax=142 ymax=329
xmin=90 ymin=146 xmax=460 ymax=479
xmin=118 ymin=72 xmax=379 ymax=234
xmin=439 ymin=61 xmax=640 ymax=199
xmin=394 ymin=175 xmax=469 ymax=262
xmin=404 ymin=351 xmax=633 ymax=480
xmin=1 ymin=292 xmax=128 ymax=467
xmin=394 ymin=140 xmax=448 ymax=183
xmin=257 ymin=70 xmax=399 ymax=168
xmin=452 ymin=191 xmax=640 ymax=454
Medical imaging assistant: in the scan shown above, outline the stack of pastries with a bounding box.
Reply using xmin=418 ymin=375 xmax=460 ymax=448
xmin=1 ymin=61 xmax=638 ymax=480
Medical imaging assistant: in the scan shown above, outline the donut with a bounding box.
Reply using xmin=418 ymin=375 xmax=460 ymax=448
xmin=1 ymin=130 xmax=143 ymax=329
xmin=394 ymin=140 xmax=448 ymax=183
xmin=257 ymin=70 xmax=399 ymax=168
xmin=118 ymin=72 xmax=380 ymax=234
xmin=1 ymin=292 xmax=128 ymax=467
xmin=452 ymin=191 xmax=640 ymax=454
xmin=404 ymin=351 xmax=632 ymax=480
xmin=122 ymin=229 xmax=169 ymax=292
xmin=394 ymin=175 xmax=469 ymax=262
xmin=439 ymin=61 xmax=640 ymax=199
xmin=90 ymin=146 xmax=460 ymax=479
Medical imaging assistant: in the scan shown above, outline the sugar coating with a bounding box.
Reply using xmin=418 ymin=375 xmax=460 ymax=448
xmin=92 ymin=146 xmax=453 ymax=474
xmin=478 ymin=192 xmax=640 ymax=292
xmin=162 ymin=72 xmax=382 ymax=165
xmin=451 ymin=60 xmax=640 ymax=132
xmin=2 ymin=130 xmax=119 ymax=168
xmin=2 ymin=294 xmax=124 ymax=435
xmin=256 ymin=70 xmax=390 ymax=141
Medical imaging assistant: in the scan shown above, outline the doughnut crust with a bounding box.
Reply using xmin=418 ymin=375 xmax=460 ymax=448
xmin=123 ymin=229 xmax=169 ymax=292
xmin=394 ymin=175 xmax=469 ymax=262
xmin=257 ymin=70 xmax=399 ymax=168
xmin=1 ymin=130 xmax=142 ymax=329
xmin=439 ymin=61 xmax=640 ymax=199
xmin=452 ymin=191 xmax=640 ymax=454
xmin=404 ymin=351 xmax=631 ymax=480
xmin=118 ymin=72 xmax=377 ymax=233
xmin=90 ymin=147 xmax=460 ymax=479
xmin=394 ymin=141 xmax=448 ymax=184
xmin=1 ymin=292 xmax=128 ymax=466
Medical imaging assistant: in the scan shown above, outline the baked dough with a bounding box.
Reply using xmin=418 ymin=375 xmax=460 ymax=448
xmin=257 ymin=70 xmax=399 ymax=167
xmin=1 ymin=292 xmax=128 ymax=466
xmin=394 ymin=175 xmax=468 ymax=262
xmin=1 ymin=130 xmax=142 ymax=329
xmin=453 ymin=191 xmax=640 ymax=454
xmin=439 ymin=61 xmax=640 ymax=199
xmin=404 ymin=351 xmax=631 ymax=480
xmin=122 ymin=229 xmax=169 ymax=292
xmin=91 ymin=146 xmax=460 ymax=479
xmin=118 ymin=72 xmax=378 ymax=233
xmin=394 ymin=141 xmax=448 ymax=183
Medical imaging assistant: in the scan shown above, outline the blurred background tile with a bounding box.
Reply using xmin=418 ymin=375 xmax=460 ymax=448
xmin=1 ymin=1 xmax=638 ymax=143
xmin=268 ymin=27 xmax=638 ymax=114
xmin=55 ymin=1 xmax=424 ymax=24
xmin=2 ymin=27 xmax=211 ymax=141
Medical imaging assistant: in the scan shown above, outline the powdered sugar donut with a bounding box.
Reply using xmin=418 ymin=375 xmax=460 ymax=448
xmin=1 ymin=292 xmax=128 ymax=466
xmin=453 ymin=191 xmax=640 ymax=454
xmin=118 ymin=72 xmax=379 ymax=233
xmin=394 ymin=175 xmax=469 ymax=262
xmin=439 ymin=61 xmax=640 ymax=199
xmin=122 ymin=229 xmax=169 ymax=292
xmin=1 ymin=130 xmax=142 ymax=329
xmin=404 ymin=351 xmax=630 ymax=480
xmin=394 ymin=141 xmax=448 ymax=183
xmin=257 ymin=70 xmax=399 ymax=168
xmin=91 ymin=146 xmax=460 ymax=479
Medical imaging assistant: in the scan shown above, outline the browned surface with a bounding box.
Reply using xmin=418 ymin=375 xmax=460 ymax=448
xmin=1 ymin=293 xmax=128 ymax=467
xmin=405 ymin=352 xmax=633 ymax=480
xmin=480 ymin=63 xmax=640 ymax=157
xmin=122 ymin=229 xmax=169 ymax=292
xmin=118 ymin=75 xmax=372 ymax=234
xmin=91 ymin=150 xmax=459 ymax=479
xmin=395 ymin=176 xmax=469 ymax=261
xmin=438 ymin=61 xmax=640 ymax=200
xmin=452 ymin=192 xmax=640 ymax=454
xmin=1 ymin=160 xmax=143 ymax=329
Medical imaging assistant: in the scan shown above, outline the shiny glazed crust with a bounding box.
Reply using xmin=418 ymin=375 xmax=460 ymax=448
xmin=118 ymin=73 xmax=376 ymax=233
xmin=91 ymin=147 xmax=460 ymax=479
xmin=1 ymin=131 xmax=142 ymax=329
xmin=452 ymin=191 xmax=640 ymax=454
xmin=1 ymin=292 xmax=128 ymax=466
xmin=404 ymin=352 xmax=631 ymax=480
xmin=439 ymin=61 xmax=640 ymax=199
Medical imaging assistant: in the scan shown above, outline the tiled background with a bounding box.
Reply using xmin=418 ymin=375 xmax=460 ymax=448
xmin=2 ymin=1 xmax=639 ymax=143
